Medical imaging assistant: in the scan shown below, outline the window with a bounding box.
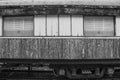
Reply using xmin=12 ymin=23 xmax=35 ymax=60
xmin=84 ymin=16 xmax=114 ymax=36
xmin=4 ymin=16 xmax=34 ymax=36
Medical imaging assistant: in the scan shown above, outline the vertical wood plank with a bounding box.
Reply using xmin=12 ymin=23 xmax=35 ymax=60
xmin=116 ymin=16 xmax=120 ymax=36
xmin=0 ymin=38 xmax=119 ymax=59
xmin=21 ymin=39 xmax=29 ymax=58
xmin=34 ymin=15 xmax=46 ymax=36
xmin=3 ymin=39 xmax=10 ymax=58
xmin=62 ymin=39 xmax=71 ymax=59
xmin=59 ymin=15 xmax=71 ymax=36
xmin=0 ymin=38 xmax=3 ymax=58
xmin=96 ymin=40 xmax=105 ymax=59
xmin=114 ymin=39 xmax=120 ymax=58
xmin=47 ymin=15 xmax=58 ymax=36
xmin=69 ymin=39 xmax=75 ymax=59
xmin=85 ymin=39 xmax=97 ymax=59
xmin=10 ymin=39 xmax=20 ymax=58
xmin=0 ymin=16 xmax=2 ymax=36
xmin=70 ymin=39 xmax=84 ymax=59
xmin=104 ymin=39 xmax=114 ymax=58
xmin=72 ymin=15 xmax=83 ymax=36
xmin=40 ymin=39 xmax=49 ymax=59
xmin=21 ymin=39 xmax=40 ymax=59
xmin=48 ymin=39 xmax=61 ymax=59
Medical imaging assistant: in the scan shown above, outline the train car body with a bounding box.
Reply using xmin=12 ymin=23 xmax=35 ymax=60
xmin=0 ymin=0 xmax=120 ymax=79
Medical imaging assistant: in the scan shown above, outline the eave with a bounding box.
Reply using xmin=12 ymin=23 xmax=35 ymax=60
xmin=0 ymin=5 xmax=120 ymax=16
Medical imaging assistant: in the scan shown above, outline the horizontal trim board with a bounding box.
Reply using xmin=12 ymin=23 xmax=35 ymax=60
xmin=0 ymin=5 xmax=120 ymax=16
xmin=0 ymin=0 xmax=120 ymax=6
xmin=1 ymin=37 xmax=120 ymax=39
xmin=1 ymin=5 xmax=120 ymax=9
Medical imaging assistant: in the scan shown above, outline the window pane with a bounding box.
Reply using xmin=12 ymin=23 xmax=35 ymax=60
xmin=84 ymin=16 xmax=114 ymax=36
xmin=4 ymin=17 xmax=34 ymax=37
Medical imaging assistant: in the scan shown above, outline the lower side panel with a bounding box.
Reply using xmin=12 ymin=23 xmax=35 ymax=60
xmin=0 ymin=38 xmax=119 ymax=59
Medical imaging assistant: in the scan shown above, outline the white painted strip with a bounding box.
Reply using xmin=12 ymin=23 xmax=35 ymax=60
xmin=59 ymin=15 xmax=71 ymax=36
xmin=72 ymin=15 xmax=83 ymax=36
xmin=0 ymin=37 xmax=120 ymax=39
xmin=0 ymin=0 xmax=120 ymax=6
xmin=116 ymin=16 xmax=120 ymax=36
xmin=0 ymin=16 xmax=2 ymax=36
xmin=34 ymin=15 xmax=46 ymax=36
xmin=47 ymin=15 xmax=58 ymax=36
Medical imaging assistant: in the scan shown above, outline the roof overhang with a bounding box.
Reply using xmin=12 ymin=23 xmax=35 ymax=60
xmin=0 ymin=5 xmax=120 ymax=16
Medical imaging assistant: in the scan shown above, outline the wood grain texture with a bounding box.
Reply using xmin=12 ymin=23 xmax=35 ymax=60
xmin=85 ymin=39 xmax=96 ymax=59
xmin=48 ymin=39 xmax=61 ymax=59
xmin=0 ymin=5 xmax=120 ymax=16
xmin=113 ymin=39 xmax=120 ymax=58
xmin=0 ymin=38 xmax=120 ymax=59
xmin=0 ymin=39 xmax=3 ymax=58
xmin=62 ymin=39 xmax=71 ymax=59
xmin=104 ymin=40 xmax=114 ymax=58
xmin=70 ymin=39 xmax=85 ymax=59
xmin=40 ymin=39 xmax=49 ymax=59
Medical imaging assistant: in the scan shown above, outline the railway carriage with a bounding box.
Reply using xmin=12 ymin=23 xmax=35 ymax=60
xmin=0 ymin=0 xmax=120 ymax=79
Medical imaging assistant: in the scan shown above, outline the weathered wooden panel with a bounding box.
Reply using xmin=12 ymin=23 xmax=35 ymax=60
xmin=69 ymin=39 xmax=85 ymax=59
xmin=72 ymin=15 xmax=83 ymax=36
xmin=1 ymin=39 xmax=20 ymax=58
xmin=0 ymin=5 xmax=120 ymax=16
xmin=20 ymin=39 xmax=41 ymax=59
xmin=62 ymin=39 xmax=71 ymax=59
xmin=40 ymin=39 xmax=49 ymax=59
xmin=113 ymin=39 xmax=120 ymax=58
xmin=0 ymin=38 xmax=120 ymax=59
xmin=48 ymin=39 xmax=62 ymax=59
xmin=2 ymin=39 xmax=10 ymax=58
xmin=85 ymin=39 xmax=114 ymax=59
xmin=47 ymin=15 xmax=58 ymax=36
xmin=59 ymin=15 xmax=71 ymax=36
xmin=0 ymin=39 xmax=3 ymax=58
xmin=104 ymin=40 xmax=114 ymax=58
xmin=9 ymin=39 xmax=21 ymax=58
xmin=96 ymin=40 xmax=105 ymax=58
xmin=85 ymin=39 xmax=96 ymax=59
